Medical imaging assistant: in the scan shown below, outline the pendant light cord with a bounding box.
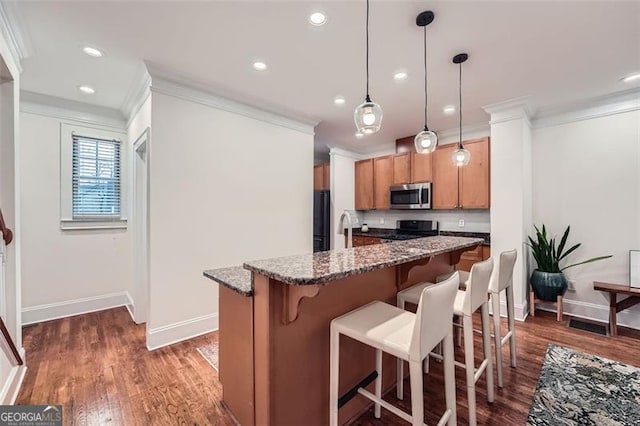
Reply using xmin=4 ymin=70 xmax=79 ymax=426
xmin=458 ymin=61 xmax=463 ymax=149
xmin=365 ymin=0 xmax=370 ymax=101
xmin=423 ymin=26 xmax=428 ymax=130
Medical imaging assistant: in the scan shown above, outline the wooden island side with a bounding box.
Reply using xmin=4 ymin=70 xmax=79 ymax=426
xmin=206 ymin=236 xmax=483 ymax=426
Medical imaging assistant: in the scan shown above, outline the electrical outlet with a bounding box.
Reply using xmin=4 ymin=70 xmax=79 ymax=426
xmin=458 ymin=219 xmax=465 ymax=227
xmin=567 ymin=281 xmax=576 ymax=292
xmin=379 ymin=218 xmax=385 ymax=225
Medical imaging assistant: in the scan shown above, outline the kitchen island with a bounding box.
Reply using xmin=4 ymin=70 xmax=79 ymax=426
xmin=205 ymin=236 xmax=483 ymax=426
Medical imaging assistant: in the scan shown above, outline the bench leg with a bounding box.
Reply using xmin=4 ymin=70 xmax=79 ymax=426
xmin=609 ymin=293 xmax=617 ymax=337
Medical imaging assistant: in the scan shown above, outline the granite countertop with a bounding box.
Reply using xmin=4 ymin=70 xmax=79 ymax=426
xmin=349 ymin=228 xmax=397 ymax=238
xmin=439 ymin=231 xmax=490 ymax=246
xmin=244 ymin=236 xmax=483 ymax=286
xmin=203 ymin=266 xmax=253 ymax=297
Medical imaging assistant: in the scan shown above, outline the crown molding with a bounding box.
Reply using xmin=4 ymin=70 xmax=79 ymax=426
xmin=532 ymin=88 xmax=640 ymax=129
xmin=483 ymin=97 xmax=534 ymax=126
xmin=436 ymin=123 xmax=490 ymax=145
xmin=20 ymin=91 xmax=126 ymax=130
xmin=121 ymin=66 xmax=151 ymax=127
xmin=145 ymin=62 xmax=318 ymax=135
xmin=328 ymin=147 xmax=365 ymax=160
xmin=0 ymin=1 xmax=32 ymax=71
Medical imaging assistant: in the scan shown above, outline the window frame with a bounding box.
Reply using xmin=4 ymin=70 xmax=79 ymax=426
xmin=60 ymin=123 xmax=128 ymax=230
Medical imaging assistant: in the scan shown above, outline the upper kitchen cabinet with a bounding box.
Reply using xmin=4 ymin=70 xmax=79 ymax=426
xmin=459 ymin=138 xmax=490 ymax=209
xmin=354 ymin=159 xmax=374 ymax=210
xmin=432 ymin=137 xmax=490 ymax=209
xmin=374 ymin=156 xmax=393 ymax=210
xmin=411 ymin=152 xmax=433 ymax=183
xmin=432 ymin=144 xmax=460 ymax=209
xmin=313 ymin=163 xmax=330 ymax=191
xmin=392 ymin=153 xmax=411 ymax=185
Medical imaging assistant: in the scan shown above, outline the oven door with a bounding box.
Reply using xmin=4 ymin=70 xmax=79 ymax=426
xmin=390 ymin=183 xmax=431 ymax=209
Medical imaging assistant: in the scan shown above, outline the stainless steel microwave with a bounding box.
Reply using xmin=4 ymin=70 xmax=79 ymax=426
xmin=389 ymin=183 xmax=431 ymax=210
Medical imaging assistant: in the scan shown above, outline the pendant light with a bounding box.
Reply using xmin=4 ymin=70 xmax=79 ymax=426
xmin=452 ymin=53 xmax=471 ymax=167
xmin=414 ymin=11 xmax=437 ymax=154
xmin=354 ymin=0 xmax=382 ymax=134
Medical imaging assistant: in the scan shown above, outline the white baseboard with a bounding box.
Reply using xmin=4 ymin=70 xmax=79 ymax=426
xmin=490 ymin=300 xmax=528 ymax=322
xmin=22 ymin=292 xmax=130 ymax=325
xmin=125 ymin=292 xmax=136 ymax=323
xmin=0 ymin=347 xmax=27 ymax=404
xmin=146 ymin=313 xmax=218 ymax=351
xmin=533 ymin=298 xmax=640 ymax=331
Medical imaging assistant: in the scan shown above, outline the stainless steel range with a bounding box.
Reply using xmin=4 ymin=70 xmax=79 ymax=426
xmin=380 ymin=220 xmax=438 ymax=243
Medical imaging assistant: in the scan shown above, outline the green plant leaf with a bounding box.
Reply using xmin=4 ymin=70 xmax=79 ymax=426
xmin=558 ymin=243 xmax=580 ymax=261
xmin=557 ymin=226 xmax=570 ymax=259
xmin=561 ymin=255 xmax=613 ymax=271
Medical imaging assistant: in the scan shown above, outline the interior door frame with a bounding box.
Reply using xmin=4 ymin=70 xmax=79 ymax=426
xmin=132 ymin=127 xmax=150 ymax=324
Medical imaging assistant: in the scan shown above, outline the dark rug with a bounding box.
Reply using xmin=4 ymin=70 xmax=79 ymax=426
xmin=527 ymin=344 xmax=640 ymax=425
xmin=197 ymin=341 xmax=219 ymax=372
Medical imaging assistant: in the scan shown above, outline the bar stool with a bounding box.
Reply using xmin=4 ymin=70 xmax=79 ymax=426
xmin=398 ymin=258 xmax=495 ymax=426
xmin=489 ymin=249 xmax=518 ymax=388
xmin=329 ymin=274 xmax=459 ymax=426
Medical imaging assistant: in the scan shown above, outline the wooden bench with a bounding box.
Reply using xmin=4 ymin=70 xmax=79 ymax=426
xmin=593 ymin=281 xmax=640 ymax=336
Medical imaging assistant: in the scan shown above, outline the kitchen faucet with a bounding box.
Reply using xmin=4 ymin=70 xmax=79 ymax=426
xmin=338 ymin=211 xmax=354 ymax=248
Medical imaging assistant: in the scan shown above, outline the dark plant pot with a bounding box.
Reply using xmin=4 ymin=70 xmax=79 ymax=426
xmin=530 ymin=270 xmax=568 ymax=302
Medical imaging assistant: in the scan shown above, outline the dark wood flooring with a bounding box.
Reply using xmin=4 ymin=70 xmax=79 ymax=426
xmin=16 ymin=307 xmax=640 ymax=425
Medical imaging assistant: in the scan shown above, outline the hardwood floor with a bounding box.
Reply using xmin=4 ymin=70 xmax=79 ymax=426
xmin=16 ymin=307 xmax=640 ymax=425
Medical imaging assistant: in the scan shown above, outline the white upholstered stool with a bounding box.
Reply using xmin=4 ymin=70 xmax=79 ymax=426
xmin=398 ymin=259 xmax=495 ymax=426
xmin=330 ymin=275 xmax=459 ymax=426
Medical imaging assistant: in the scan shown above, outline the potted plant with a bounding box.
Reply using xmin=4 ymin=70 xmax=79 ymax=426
xmin=527 ymin=225 xmax=612 ymax=301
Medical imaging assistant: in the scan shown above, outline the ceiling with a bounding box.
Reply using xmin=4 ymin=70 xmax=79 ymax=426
xmin=11 ymin=1 xmax=640 ymax=154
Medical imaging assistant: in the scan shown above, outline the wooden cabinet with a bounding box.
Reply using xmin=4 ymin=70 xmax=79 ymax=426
xmin=432 ymin=137 xmax=490 ymax=209
xmin=351 ymin=236 xmax=382 ymax=247
xmin=313 ymin=163 xmax=330 ymax=191
xmin=355 ymin=159 xmax=374 ymax=210
xmin=456 ymin=245 xmax=491 ymax=272
xmin=392 ymin=153 xmax=411 ymax=185
xmin=411 ymin=152 xmax=433 ymax=183
xmin=373 ymin=156 xmax=393 ymax=210
xmin=432 ymin=144 xmax=460 ymax=209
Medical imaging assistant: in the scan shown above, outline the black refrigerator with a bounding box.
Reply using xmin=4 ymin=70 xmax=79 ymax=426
xmin=313 ymin=190 xmax=331 ymax=252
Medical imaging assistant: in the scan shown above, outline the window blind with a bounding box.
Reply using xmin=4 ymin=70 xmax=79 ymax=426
xmin=72 ymin=135 xmax=121 ymax=219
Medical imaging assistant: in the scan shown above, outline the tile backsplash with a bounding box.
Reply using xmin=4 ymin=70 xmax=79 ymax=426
xmin=362 ymin=209 xmax=490 ymax=232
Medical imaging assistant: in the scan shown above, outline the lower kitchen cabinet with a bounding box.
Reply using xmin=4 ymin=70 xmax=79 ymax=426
xmin=349 ymin=236 xmax=382 ymax=247
xmin=456 ymin=245 xmax=491 ymax=272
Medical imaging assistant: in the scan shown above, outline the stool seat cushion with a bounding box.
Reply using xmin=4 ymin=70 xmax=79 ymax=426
xmin=331 ymin=301 xmax=415 ymax=359
xmin=453 ymin=289 xmax=466 ymax=316
xmin=437 ymin=271 xmax=470 ymax=288
xmin=397 ymin=282 xmax=433 ymax=304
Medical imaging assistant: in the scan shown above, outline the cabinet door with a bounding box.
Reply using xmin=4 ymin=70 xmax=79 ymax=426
xmin=374 ymin=156 xmax=393 ymax=210
xmin=411 ymin=152 xmax=433 ymax=183
xmin=354 ymin=159 xmax=374 ymax=210
xmin=392 ymin=153 xmax=411 ymax=185
xmin=432 ymin=145 xmax=459 ymax=209
xmin=459 ymin=138 xmax=490 ymax=209
xmin=313 ymin=165 xmax=324 ymax=191
xmin=322 ymin=163 xmax=330 ymax=191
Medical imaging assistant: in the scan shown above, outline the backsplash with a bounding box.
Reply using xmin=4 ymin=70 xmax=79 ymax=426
xmin=361 ymin=210 xmax=490 ymax=232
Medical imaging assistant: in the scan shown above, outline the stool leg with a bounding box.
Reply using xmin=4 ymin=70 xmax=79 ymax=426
xmin=442 ymin=331 xmax=457 ymax=426
xmin=397 ymin=299 xmax=405 ymax=400
xmin=409 ymin=360 xmax=424 ymax=426
xmin=481 ymin=303 xmax=495 ymax=403
xmin=462 ymin=314 xmax=477 ymax=426
xmin=506 ymin=285 xmax=517 ymax=368
xmin=375 ymin=349 xmax=382 ymax=418
xmin=491 ymin=291 xmax=504 ymax=388
xmin=329 ymin=327 xmax=339 ymax=426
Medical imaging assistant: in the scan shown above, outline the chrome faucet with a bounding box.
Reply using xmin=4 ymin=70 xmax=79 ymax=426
xmin=339 ymin=211 xmax=354 ymax=248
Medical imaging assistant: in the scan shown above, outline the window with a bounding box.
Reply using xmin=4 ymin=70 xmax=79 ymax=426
xmin=72 ymin=135 xmax=121 ymax=218
xmin=60 ymin=123 xmax=127 ymax=230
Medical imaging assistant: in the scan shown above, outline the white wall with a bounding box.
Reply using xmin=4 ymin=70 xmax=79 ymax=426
xmin=147 ymin=88 xmax=313 ymax=349
xmin=533 ymin=109 xmax=640 ymax=328
xmin=329 ymin=148 xmax=362 ymax=249
xmin=19 ymin=107 xmax=133 ymax=324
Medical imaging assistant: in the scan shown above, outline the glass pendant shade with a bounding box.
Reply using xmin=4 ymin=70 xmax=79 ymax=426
xmin=414 ymin=129 xmax=438 ymax=154
xmin=452 ymin=147 xmax=471 ymax=167
xmin=354 ymin=100 xmax=383 ymax=134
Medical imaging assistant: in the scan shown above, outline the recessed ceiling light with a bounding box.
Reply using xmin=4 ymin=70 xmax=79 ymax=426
xmin=621 ymin=72 xmax=640 ymax=83
xmin=334 ymin=96 xmax=345 ymax=105
xmin=393 ymin=71 xmax=408 ymax=81
xmin=443 ymin=105 xmax=456 ymax=114
xmin=355 ymin=132 xmax=364 ymax=138
xmin=309 ymin=12 xmax=326 ymax=26
xmin=253 ymin=61 xmax=267 ymax=71
xmin=78 ymin=85 xmax=95 ymax=94
xmin=82 ymin=46 xmax=103 ymax=57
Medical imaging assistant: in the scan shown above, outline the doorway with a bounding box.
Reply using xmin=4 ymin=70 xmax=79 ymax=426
xmin=132 ymin=128 xmax=149 ymax=324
